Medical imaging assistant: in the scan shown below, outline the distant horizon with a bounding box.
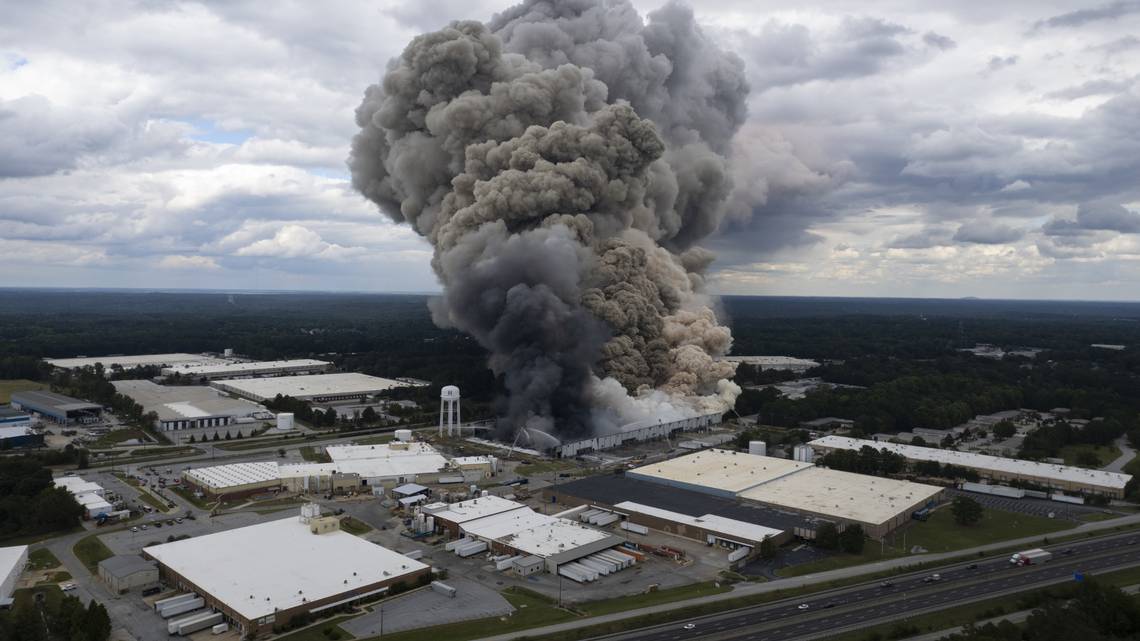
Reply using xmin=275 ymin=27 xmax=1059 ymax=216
xmin=1 ymin=285 xmax=1138 ymax=305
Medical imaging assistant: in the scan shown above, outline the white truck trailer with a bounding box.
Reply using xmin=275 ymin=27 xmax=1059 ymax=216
xmin=1009 ymin=548 xmax=1053 ymax=566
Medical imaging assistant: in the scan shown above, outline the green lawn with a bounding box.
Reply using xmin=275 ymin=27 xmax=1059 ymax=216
xmin=169 ymin=485 xmax=213 ymax=509
xmin=1060 ymin=443 xmax=1122 ymax=468
xmin=135 ymin=487 xmax=171 ymax=513
xmin=515 ymin=460 xmax=583 ymax=476
xmin=0 ymin=378 xmax=46 ymax=403
xmin=274 ymin=615 xmax=357 ymax=641
xmin=27 ymin=547 xmax=62 ymax=570
xmin=73 ymin=533 xmax=114 ymax=573
xmin=778 ymin=506 xmax=1074 ymax=577
xmin=374 ymin=587 xmax=577 ymax=641
xmin=340 ymin=516 xmax=373 ymax=536
xmin=89 ymin=428 xmax=151 ymax=449
xmin=578 ymin=581 xmax=731 ymax=616
xmin=37 ymin=571 xmax=73 ymax=585
xmin=353 ymin=434 xmax=395 ymax=446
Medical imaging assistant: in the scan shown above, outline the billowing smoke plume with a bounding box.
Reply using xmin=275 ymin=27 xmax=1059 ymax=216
xmin=350 ymin=0 xmax=748 ymax=441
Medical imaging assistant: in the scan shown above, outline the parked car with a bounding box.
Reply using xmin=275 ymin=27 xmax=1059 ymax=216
xmin=60 ymin=583 xmax=77 ymax=591
xmin=130 ymin=526 xmax=139 ymax=533
xmin=879 ymin=581 xmax=894 ymax=588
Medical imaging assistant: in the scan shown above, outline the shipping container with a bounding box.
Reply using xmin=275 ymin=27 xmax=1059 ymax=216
xmin=168 ymin=611 xmax=222 ymax=635
xmin=431 ymin=581 xmax=457 ymax=598
xmin=961 ymin=482 xmax=1025 ymax=499
xmin=593 ymin=513 xmax=620 ymax=527
xmin=159 ymin=598 xmax=205 ymax=619
xmin=620 ymin=521 xmax=649 ymax=535
xmin=457 ymin=540 xmax=488 ymax=557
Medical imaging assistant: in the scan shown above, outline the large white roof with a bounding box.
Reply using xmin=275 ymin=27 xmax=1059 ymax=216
xmin=326 ymin=442 xmax=450 ymax=479
xmin=628 ymin=449 xmax=813 ymax=494
xmin=497 ymin=519 xmax=616 ymax=559
xmin=0 ymin=426 xmax=32 ymax=439
xmin=326 ymin=442 xmax=439 ymax=461
xmin=0 ymin=545 xmax=28 ymax=595
xmin=162 ymin=359 xmax=330 ymax=376
xmin=211 ymin=373 xmax=419 ymax=401
xmin=613 ymin=501 xmax=783 ymax=544
xmin=47 ymin=353 xmax=227 ymax=370
xmin=145 ymin=516 xmax=428 ymax=621
xmin=429 ymin=496 xmax=527 ymax=525
xmin=739 ymin=467 xmax=944 ymax=526
xmin=112 ymin=380 xmax=263 ymax=422
xmin=183 ymin=462 xmax=281 ymax=490
xmin=810 ymin=435 xmax=1133 ymax=490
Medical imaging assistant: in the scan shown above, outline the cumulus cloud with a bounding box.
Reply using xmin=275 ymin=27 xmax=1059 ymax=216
xmin=234 ymin=224 xmax=364 ymax=260
xmin=953 ymin=221 xmax=1024 ymax=244
xmin=158 ymin=255 xmax=220 ymax=270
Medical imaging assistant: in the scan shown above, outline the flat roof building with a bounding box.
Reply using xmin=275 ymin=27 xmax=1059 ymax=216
xmin=809 ymin=435 xmax=1132 ymax=498
xmin=162 ymin=359 xmax=332 ymax=380
xmin=325 ymin=442 xmax=451 ymax=485
xmin=626 ymin=449 xmax=813 ymax=498
xmin=113 ymin=380 xmax=264 ymax=433
xmin=182 ymin=462 xmax=282 ymax=499
xmin=625 ymin=450 xmax=944 ymax=538
xmin=613 ymin=501 xmax=784 ymax=548
xmin=143 ymin=509 xmax=431 ymax=637
xmin=10 ymin=390 xmax=102 ymax=424
xmin=1 ymin=545 xmax=28 ymax=603
xmin=46 ymin=353 xmax=228 ymax=371
xmin=0 ymin=407 xmax=32 ymax=427
xmin=0 ymin=425 xmax=43 ymax=449
xmin=718 ymin=355 xmax=820 ymax=372
xmin=211 ymin=373 xmax=423 ymax=403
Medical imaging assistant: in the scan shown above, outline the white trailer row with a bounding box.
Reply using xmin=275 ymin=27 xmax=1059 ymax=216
xmin=455 ymin=540 xmax=488 ymax=558
xmin=578 ymin=508 xmax=621 ymax=527
xmin=556 ymin=549 xmax=637 ymax=583
xmin=728 ymin=547 xmax=751 ymax=563
xmin=961 ymin=482 xmax=1025 ymax=499
xmin=154 ymin=593 xmax=197 ymax=613
xmin=620 ymin=521 xmax=649 ymax=535
xmin=160 ymin=597 xmax=205 ymax=619
xmin=167 ymin=610 xmax=222 ymax=635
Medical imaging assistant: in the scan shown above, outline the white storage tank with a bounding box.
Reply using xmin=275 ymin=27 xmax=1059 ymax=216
xmin=395 ymin=429 xmax=414 ymax=442
xmin=276 ymin=413 xmax=295 ymax=431
xmin=793 ymin=444 xmax=814 ymax=463
xmin=749 ymin=440 xmax=767 ymax=456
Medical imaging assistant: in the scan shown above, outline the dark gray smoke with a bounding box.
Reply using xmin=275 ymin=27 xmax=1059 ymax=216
xmin=350 ymin=0 xmax=747 ymax=441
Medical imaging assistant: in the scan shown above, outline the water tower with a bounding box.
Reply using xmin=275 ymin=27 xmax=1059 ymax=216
xmin=439 ymin=385 xmax=461 ymax=436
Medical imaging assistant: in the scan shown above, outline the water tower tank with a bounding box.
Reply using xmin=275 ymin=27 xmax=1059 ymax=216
xmin=276 ymin=413 xmax=295 ymax=431
xmin=441 ymin=385 xmax=460 ymax=400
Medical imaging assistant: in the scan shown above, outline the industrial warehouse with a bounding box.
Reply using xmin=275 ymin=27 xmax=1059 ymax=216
xmin=210 ymin=372 xmax=425 ymax=403
xmin=425 ymin=496 xmax=626 ymax=577
xmin=809 ymin=436 xmax=1133 ymax=498
xmin=1 ymin=545 xmax=28 ymax=604
xmin=161 ymin=358 xmax=332 ymax=380
xmin=0 ymin=425 xmax=44 ymax=449
xmin=112 ymin=380 xmax=265 ymax=432
xmin=553 ymin=412 xmax=726 ymax=457
xmin=10 ymin=390 xmax=103 ymax=424
xmin=46 ymin=353 xmax=229 ymax=371
xmin=624 ymin=449 xmax=944 ymax=538
xmin=143 ymin=505 xmax=431 ymax=637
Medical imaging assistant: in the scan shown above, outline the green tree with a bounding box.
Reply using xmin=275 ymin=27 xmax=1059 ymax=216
xmin=224 ymin=431 xmax=232 ymax=440
xmin=993 ymin=421 xmax=1017 ymax=439
xmin=361 ymin=406 xmax=378 ymax=423
xmin=815 ymin=522 xmax=840 ymax=550
xmin=952 ymin=496 xmax=984 ymax=526
xmin=760 ymin=536 xmax=777 ymax=560
xmin=212 ymin=432 xmax=220 ymax=441
xmin=839 ymin=524 xmax=865 ymax=554
xmin=1075 ymin=450 xmax=1100 ymax=467
xmin=187 ymin=434 xmax=195 ymax=444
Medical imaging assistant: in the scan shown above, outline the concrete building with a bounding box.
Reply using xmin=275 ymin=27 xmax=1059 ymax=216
xmin=426 ymin=497 xmax=622 ymax=573
xmin=112 ymin=380 xmax=264 ymax=433
xmin=553 ymin=412 xmax=724 ymax=458
xmin=162 ymin=359 xmax=332 ymax=381
xmin=0 ymin=425 xmax=44 ymax=450
xmin=625 ymin=449 xmax=944 ymax=539
xmin=46 ymin=353 xmax=228 ymax=371
xmin=143 ymin=508 xmax=430 ymax=637
xmin=1 ymin=545 xmax=28 ymax=604
xmin=800 ymin=417 xmax=855 ymax=430
xmin=182 ymin=462 xmax=282 ymax=500
xmin=324 ymin=442 xmax=452 ymax=485
xmin=612 ymin=502 xmax=786 ymax=548
xmin=210 ymin=373 xmax=426 ymax=403
xmin=10 ymin=390 xmax=102 ymax=424
xmin=98 ymin=555 xmax=159 ymax=594
xmin=809 ymin=435 xmax=1133 ymax=498
xmin=54 ymin=476 xmax=116 ymax=519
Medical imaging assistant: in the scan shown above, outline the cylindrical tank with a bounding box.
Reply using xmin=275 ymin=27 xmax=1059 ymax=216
xmin=748 ymin=441 xmax=767 ymax=456
xmin=277 ymin=413 xmax=295 ymax=431
xmin=223 ymin=348 xmax=234 ymax=357
xmin=395 ymin=428 xmax=413 ymax=442
xmin=441 ymin=385 xmax=460 ymax=400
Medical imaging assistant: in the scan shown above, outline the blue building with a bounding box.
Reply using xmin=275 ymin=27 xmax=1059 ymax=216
xmin=0 ymin=407 xmax=32 ymax=427
xmin=10 ymin=390 xmax=102 ymax=424
xmin=0 ymin=426 xmax=44 ymax=449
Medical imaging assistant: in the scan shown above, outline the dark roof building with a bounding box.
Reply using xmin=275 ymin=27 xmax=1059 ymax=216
xmin=10 ymin=390 xmax=102 ymax=424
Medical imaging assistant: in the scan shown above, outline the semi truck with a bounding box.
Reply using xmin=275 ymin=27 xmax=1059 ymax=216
xmin=1010 ymin=548 xmax=1053 ymax=566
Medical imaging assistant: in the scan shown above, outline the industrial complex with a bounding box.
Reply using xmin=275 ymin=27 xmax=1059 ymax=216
xmin=0 ymin=545 xmax=27 ymax=604
xmin=809 ymin=436 xmax=1133 ymax=498
xmin=46 ymin=353 xmax=230 ymax=371
xmin=161 ymin=359 xmax=332 ymax=380
xmin=624 ymin=449 xmax=944 ymax=538
xmin=210 ymin=372 xmax=425 ymax=403
xmin=112 ymin=380 xmax=266 ymax=432
xmin=143 ymin=506 xmax=431 ymax=637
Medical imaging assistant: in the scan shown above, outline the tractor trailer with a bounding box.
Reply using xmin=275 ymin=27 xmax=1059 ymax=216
xmin=1009 ymin=548 xmax=1052 ymax=566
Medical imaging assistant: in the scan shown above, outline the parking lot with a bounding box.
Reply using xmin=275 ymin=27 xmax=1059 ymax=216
xmin=946 ymin=488 xmax=1117 ymax=522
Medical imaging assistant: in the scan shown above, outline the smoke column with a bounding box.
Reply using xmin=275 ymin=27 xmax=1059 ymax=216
xmin=350 ymin=0 xmax=747 ymax=441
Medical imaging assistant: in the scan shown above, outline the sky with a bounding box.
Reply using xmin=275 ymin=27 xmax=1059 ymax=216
xmin=2 ymin=0 xmax=1139 ymax=300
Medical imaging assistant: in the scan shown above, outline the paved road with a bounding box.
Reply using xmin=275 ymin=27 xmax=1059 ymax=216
xmin=594 ymin=532 xmax=1140 ymax=641
xmin=475 ymin=512 xmax=1140 ymax=641
xmin=1105 ymin=435 xmax=1136 ymax=473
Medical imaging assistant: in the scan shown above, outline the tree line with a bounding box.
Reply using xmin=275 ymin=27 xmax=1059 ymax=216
xmin=0 ymin=455 xmax=84 ymax=543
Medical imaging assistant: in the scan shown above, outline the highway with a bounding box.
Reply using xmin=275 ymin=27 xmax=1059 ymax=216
xmin=593 ymin=532 xmax=1140 ymax=641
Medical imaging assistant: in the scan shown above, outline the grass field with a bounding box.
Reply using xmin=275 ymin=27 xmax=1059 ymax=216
xmin=274 ymin=615 xmax=357 ymax=641
xmin=135 ymin=487 xmax=171 ymax=512
xmin=89 ymin=428 xmax=151 ymax=449
xmin=339 ymin=516 xmax=373 ymax=536
xmin=577 ymin=581 xmax=731 ymax=616
xmin=27 ymin=547 xmax=62 ymax=570
xmin=778 ymin=506 xmax=1074 ymax=577
xmin=353 ymin=434 xmax=395 ymax=445
xmin=37 ymin=571 xmax=73 ymax=585
xmin=1060 ymin=443 xmax=1122 ymax=468
xmin=170 ymin=485 xmax=213 ymax=510
xmin=73 ymin=533 xmax=114 ymax=573
xmin=377 ymin=587 xmax=577 ymax=641
xmin=0 ymin=378 xmax=46 ymax=403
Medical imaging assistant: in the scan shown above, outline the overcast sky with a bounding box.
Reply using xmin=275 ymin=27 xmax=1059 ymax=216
xmin=3 ymin=1 xmax=1138 ymax=300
